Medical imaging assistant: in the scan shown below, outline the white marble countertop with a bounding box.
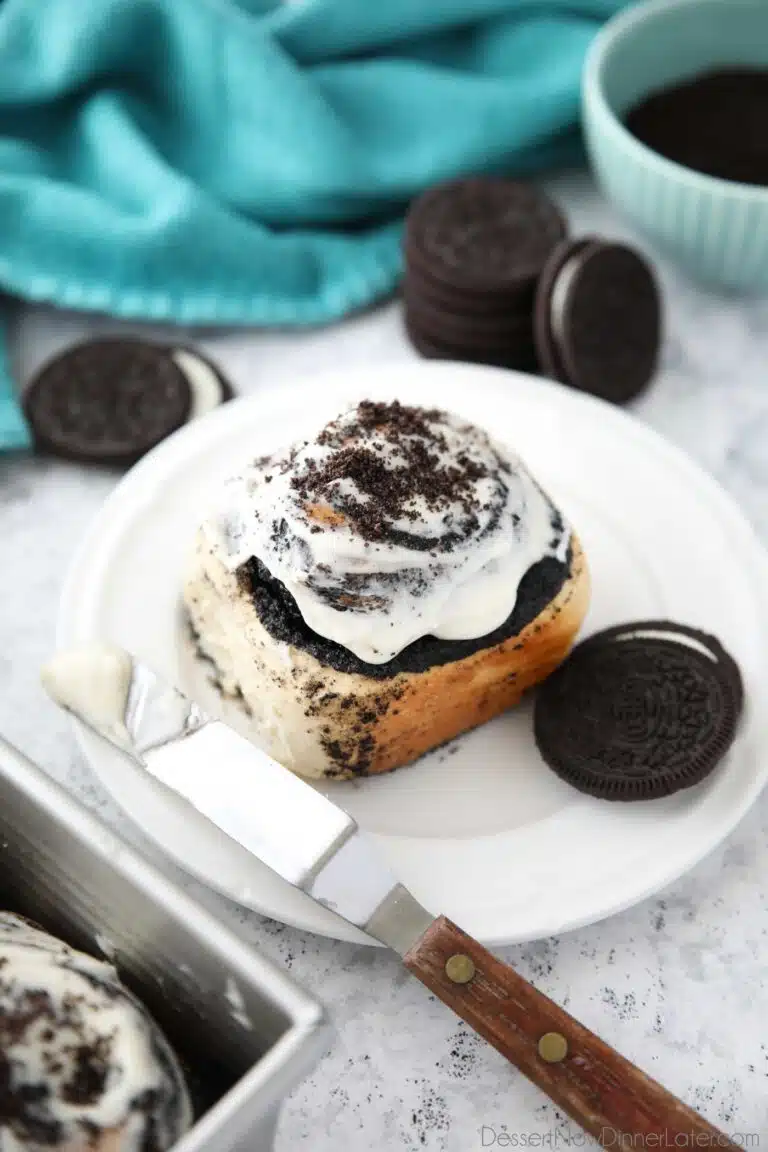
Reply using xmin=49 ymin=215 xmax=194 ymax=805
xmin=2 ymin=171 xmax=768 ymax=1150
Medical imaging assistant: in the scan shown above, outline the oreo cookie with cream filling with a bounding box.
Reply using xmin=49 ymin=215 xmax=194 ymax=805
xmin=534 ymin=239 xmax=661 ymax=404
xmin=405 ymin=263 xmax=541 ymax=316
xmin=534 ymin=237 xmax=593 ymax=382
xmin=404 ymin=313 xmax=538 ymax=371
xmin=576 ymin=619 xmax=743 ymax=713
xmin=24 ymin=338 xmax=235 ymax=465
xmin=534 ymin=622 xmax=743 ymax=800
xmin=404 ymin=286 xmax=536 ymax=348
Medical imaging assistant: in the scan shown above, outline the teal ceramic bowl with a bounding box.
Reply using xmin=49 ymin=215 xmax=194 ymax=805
xmin=583 ymin=0 xmax=768 ymax=292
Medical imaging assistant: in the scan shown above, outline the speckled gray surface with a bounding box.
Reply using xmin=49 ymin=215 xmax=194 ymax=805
xmin=2 ymin=171 xmax=768 ymax=1149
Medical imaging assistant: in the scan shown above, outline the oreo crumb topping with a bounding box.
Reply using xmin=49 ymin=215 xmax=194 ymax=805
xmin=59 ymin=1037 xmax=111 ymax=1107
xmin=290 ymin=401 xmax=493 ymax=551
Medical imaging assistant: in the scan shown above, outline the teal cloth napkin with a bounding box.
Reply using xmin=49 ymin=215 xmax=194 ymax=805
xmin=0 ymin=0 xmax=628 ymax=451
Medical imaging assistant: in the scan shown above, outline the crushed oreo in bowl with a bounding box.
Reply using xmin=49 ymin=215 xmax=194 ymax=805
xmin=625 ymin=68 xmax=768 ymax=186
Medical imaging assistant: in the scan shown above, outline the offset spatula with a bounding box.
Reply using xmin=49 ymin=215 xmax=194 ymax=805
xmin=43 ymin=645 xmax=736 ymax=1149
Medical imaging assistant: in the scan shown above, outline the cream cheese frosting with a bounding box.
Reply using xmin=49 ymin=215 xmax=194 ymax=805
xmin=0 ymin=914 xmax=191 ymax=1152
xmin=203 ymin=401 xmax=570 ymax=665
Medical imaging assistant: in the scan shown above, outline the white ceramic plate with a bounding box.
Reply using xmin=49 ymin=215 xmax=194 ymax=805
xmin=58 ymin=362 xmax=768 ymax=946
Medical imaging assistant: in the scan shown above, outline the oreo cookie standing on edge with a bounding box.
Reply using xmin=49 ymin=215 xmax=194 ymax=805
xmin=534 ymin=240 xmax=662 ymax=405
xmin=533 ymin=624 xmax=744 ymax=801
xmin=24 ymin=338 xmax=192 ymax=466
xmin=405 ymin=177 xmax=567 ymax=295
xmin=534 ymin=237 xmax=593 ymax=382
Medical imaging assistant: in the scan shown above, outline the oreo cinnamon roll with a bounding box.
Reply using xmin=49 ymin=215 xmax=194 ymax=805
xmin=184 ymin=401 xmax=590 ymax=778
xmin=0 ymin=914 xmax=191 ymax=1152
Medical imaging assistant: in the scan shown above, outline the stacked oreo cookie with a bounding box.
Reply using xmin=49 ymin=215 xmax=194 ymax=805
xmin=403 ymin=178 xmax=566 ymax=372
xmin=404 ymin=176 xmax=662 ymax=405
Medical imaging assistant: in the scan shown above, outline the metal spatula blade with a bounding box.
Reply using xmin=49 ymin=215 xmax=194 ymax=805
xmin=42 ymin=644 xmax=738 ymax=1149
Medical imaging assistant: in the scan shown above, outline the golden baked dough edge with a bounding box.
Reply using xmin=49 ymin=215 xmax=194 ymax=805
xmin=351 ymin=533 xmax=590 ymax=776
xmin=183 ymin=532 xmax=590 ymax=780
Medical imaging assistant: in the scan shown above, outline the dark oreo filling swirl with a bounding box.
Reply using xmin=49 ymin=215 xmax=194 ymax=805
xmin=241 ymin=543 xmax=572 ymax=680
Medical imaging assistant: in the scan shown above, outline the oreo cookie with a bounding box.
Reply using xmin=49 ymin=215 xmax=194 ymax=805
xmin=406 ymin=177 xmax=567 ymax=294
xmin=404 ymin=315 xmax=538 ymax=371
xmin=576 ymin=619 xmax=744 ymax=714
xmin=24 ymin=338 xmax=235 ymax=465
xmin=405 ymin=267 xmax=538 ymax=317
xmin=404 ymin=294 xmax=534 ymax=352
xmin=534 ymin=622 xmax=743 ymax=801
xmin=534 ymin=239 xmax=661 ymax=404
xmin=403 ymin=177 xmax=567 ymax=371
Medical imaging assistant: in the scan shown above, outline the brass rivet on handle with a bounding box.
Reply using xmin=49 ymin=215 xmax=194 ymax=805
xmin=538 ymin=1032 xmax=568 ymax=1063
xmin=445 ymin=954 xmax=475 ymax=984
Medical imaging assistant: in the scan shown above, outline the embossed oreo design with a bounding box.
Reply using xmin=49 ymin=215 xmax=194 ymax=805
xmin=24 ymin=338 xmax=192 ymax=465
xmin=534 ymin=625 xmax=743 ymax=801
xmin=406 ymin=177 xmax=566 ymax=292
xmin=205 ymin=401 xmax=570 ymax=665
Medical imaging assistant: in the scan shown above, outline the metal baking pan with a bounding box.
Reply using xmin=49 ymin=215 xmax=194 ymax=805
xmin=0 ymin=735 xmax=331 ymax=1151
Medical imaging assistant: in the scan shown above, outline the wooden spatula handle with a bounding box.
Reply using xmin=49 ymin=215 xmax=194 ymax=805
xmin=405 ymin=917 xmax=736 ymax=1148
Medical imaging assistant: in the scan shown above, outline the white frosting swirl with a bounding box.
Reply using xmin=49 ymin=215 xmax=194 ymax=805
xmin=0 ymin=914 xmax=191 ymax=1152
xmin=204 ymin=402 xmax=570 ymax=665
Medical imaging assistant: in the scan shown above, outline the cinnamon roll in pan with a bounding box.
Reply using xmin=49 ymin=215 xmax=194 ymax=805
xmin=0 ymin=913 xmax=191 ymax=1152
xmin=184 ymin=401 xmax=590 ymax=779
